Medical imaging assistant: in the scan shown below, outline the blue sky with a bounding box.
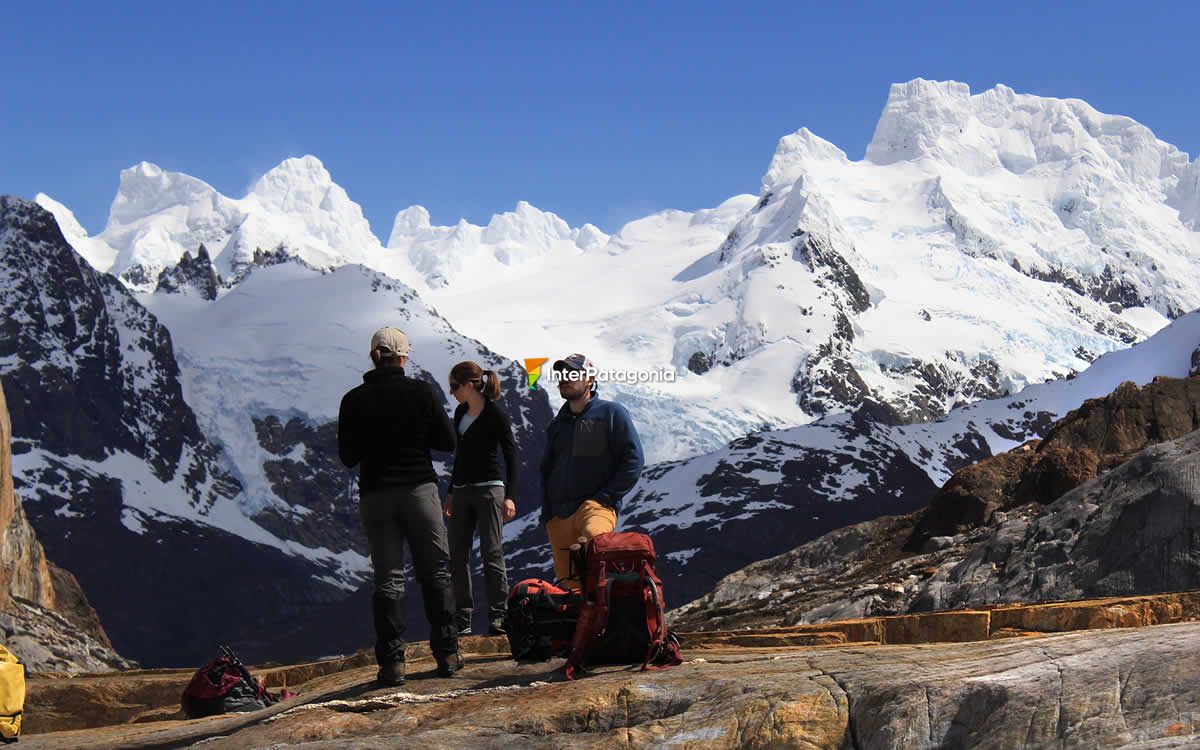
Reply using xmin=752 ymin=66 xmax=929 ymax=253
xmin=3 ymin=1 xmax=1197 ymax=237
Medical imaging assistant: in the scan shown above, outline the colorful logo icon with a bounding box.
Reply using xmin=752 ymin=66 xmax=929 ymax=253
xmin=523 ymin=358 xmax=548 ymax=390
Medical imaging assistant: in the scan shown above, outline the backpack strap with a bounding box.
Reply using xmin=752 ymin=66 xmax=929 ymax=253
xmin=563 ymin=560 xmax=611 ymax=680
xmin=639 ymin=561 xmax=683 ymax=671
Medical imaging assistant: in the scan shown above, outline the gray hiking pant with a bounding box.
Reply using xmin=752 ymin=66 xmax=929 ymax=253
xmin=360 ymin=481 xmax=458 ymax=664
xmin=447 ymin=484 xmax=509 ymax=628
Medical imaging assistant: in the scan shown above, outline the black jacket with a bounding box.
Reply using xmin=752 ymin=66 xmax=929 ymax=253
xmin=338 ymin=366 xmax=455 ymax=492
xmin=450 ymin=399 xmax=518 ymax=496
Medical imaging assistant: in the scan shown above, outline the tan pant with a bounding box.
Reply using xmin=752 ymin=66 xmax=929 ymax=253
xmin=545 ymin=500 xmax=617 ymax=589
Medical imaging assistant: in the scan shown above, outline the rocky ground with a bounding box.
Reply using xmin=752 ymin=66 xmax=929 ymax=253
xmin=0 ymin=597 xmax=132 ymax=674
xmin=16 ymin=592 xmax=1200 ymax=749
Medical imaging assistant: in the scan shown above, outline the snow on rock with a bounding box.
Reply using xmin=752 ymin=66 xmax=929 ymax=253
xmin=34 ymin=193 xmax=118 ymax=273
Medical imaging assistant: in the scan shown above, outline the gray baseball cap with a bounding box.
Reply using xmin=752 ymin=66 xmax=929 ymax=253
xmin=370 ymin=327 xmax=411 ymax=358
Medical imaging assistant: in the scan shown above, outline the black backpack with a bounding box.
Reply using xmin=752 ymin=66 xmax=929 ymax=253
xmin=504 ymin=579 xmax=581 ymax=662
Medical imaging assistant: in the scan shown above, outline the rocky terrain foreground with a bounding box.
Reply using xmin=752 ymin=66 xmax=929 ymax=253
xmin=18 ymin=591 xmax=1200 ymax=749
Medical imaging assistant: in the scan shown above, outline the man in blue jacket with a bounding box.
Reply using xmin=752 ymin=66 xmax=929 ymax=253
xmin=540 ymin=353 xmax=645 ymax=589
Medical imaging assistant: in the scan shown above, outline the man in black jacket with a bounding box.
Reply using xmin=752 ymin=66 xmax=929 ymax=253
xmin=338 ymin=327 xmax=462 ymax=685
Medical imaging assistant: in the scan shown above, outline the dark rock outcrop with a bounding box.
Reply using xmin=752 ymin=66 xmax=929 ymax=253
xmin=914 ymin=427 xmax=1200 ymax=610
xmin=673 ymin=377 xmax=1200 ymax=632
xmin=153 ymin=244 xmax=219 ymax=300
xmin=912 ymin=375 xmax=1200 ymax=546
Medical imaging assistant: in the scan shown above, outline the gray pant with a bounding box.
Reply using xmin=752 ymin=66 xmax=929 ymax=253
xmin=447 ymin=485 xmax=509 ymax=626
xmin=360 ymin=482 xmax=457 ymax=664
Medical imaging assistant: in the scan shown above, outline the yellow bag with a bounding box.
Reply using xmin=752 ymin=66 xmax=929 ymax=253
xmin=0 ymin=644 xmax=23 ymax=740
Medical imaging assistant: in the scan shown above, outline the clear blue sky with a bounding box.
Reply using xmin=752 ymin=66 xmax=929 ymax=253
xmin=3 ymin=1 xmax=1197 ymax=237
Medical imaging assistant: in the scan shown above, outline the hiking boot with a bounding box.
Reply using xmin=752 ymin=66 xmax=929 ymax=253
xmin=487 ymin=617 xmax=506 ymax=636
xmin=375 ymin=660 xmax=406 ymax=686
xmin=435 ymin=650 xmax=464 ymax=678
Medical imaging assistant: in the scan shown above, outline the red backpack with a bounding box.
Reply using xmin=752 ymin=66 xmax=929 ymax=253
xmin=181 ymin=646 xmax=295 ymax=719
xmin=561 ymin=531 xmax=683 ymax=680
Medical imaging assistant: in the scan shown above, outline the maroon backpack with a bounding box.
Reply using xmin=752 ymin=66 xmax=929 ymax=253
xmin=181 ymin=646 xmax=294 ymax=719
xmin=561 ymin=531 xmax=683 ymax=680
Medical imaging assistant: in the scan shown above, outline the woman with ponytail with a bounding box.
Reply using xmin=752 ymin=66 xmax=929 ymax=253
xmin=444 ymin=361 xmax=519 ymax=636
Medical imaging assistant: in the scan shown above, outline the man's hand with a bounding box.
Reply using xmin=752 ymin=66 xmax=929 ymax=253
xmin=443 ymin=494 xmax=453 ymax=518
xmin=502 ymin=498 xmax=517 ymax=523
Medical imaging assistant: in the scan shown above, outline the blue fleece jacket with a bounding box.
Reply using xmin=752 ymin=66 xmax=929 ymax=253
xmin=539 ymin=396 xmax=645 ymax=524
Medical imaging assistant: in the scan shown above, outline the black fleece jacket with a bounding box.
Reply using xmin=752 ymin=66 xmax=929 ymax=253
xmin=338 ymin=366 xmax=455 ymax=491
xmin=450 ymin=399 xmax=518 ymax=496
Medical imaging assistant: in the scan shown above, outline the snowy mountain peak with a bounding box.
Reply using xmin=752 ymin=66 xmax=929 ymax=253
xmin=249 ymin=155 xmax=335 ymax=209
xmin=482 ymin=201 xmax=572 ymax=251
xmin=573 ymin=222 xmax=609 ymax=251
xmin=763 ymin=127 xmax=849 ymax=192
xmin=388 ymin=205 xmax=433 ymax=243
xmin=110 ymin=161 xmax=225 ymax=224
xmin=99 ymin=163 xmax=241 ymax=286
xmin=864 ymin=78 xmax=1195 ymax=186
xmin=384 ymin=201 xmax=604 ymax=288
xmin=236 ymin=155 xmax=380 ymax=273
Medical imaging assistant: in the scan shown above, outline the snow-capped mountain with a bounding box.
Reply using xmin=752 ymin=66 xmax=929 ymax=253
xmin=37 ymin=156 xmax=383 ymax=289
xmin=388 ymin=79 xmax=1200 ymax=462
xmin=501 ymin=309 xmax=1200 ymax=609
xmin=0 ymin=197 xmax=553 ymax=666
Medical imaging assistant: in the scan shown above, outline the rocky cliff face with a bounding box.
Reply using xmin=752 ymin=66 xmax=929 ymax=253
xmin=0 ymin=376 xmax=53 ymax=611
xmin=0 ymin=378 xmax=131 ymax=672
xmin=672 ymin=376 xmax=1200 ymax=631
